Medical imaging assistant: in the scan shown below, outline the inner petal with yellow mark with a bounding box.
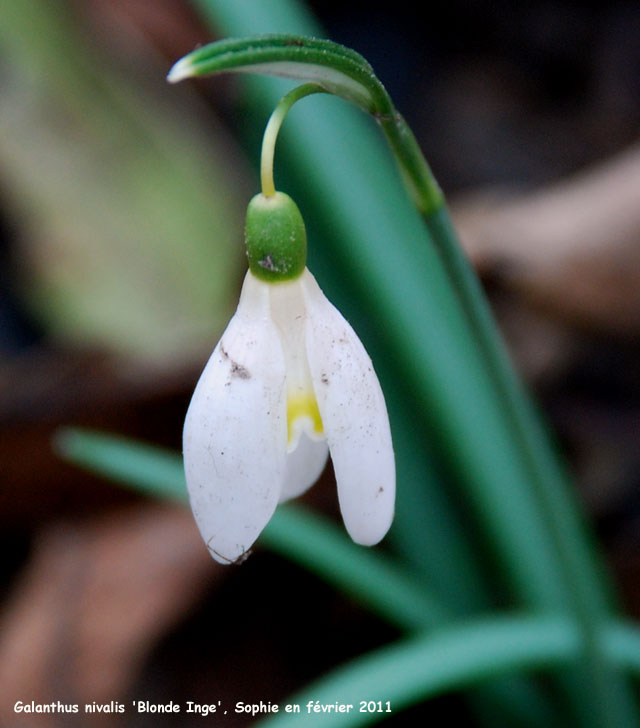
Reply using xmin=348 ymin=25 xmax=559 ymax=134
xmin=287 ymin=391 xmax=324 ymax=450
xmin=269 ymin=276 xmax=325 ymax=453
xmin=269 ymin=274 xmax=329 ymax=502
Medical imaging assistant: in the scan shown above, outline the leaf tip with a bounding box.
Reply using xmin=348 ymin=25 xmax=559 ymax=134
xmin=167 ymin=57 xmax=195 ymax=84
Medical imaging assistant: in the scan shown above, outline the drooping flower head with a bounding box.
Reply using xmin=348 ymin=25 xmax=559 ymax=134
xmin=183 ymin=191 xmax=395 ymax=564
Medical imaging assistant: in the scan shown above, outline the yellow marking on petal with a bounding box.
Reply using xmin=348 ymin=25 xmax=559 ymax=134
xmin=287 ymin=392 xmax=323 ymax=446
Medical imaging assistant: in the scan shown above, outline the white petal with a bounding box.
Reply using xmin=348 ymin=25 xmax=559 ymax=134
xmin=301 ymin=269 xmax=395 ymax=545
xmin=183 ymin=272 xmax=287 ymax=564
xmin=280 ymin=435 xmax=330 ymax=502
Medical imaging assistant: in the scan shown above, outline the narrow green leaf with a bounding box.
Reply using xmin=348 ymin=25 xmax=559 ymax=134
xmin=257 ymin=616 xmax=640 ymax=728
xmin=54 ymin=428 xmax=444 ymax=631
xmin=168 ymin=35 xmax=385 ymax=114
xmin=257 ymin=615 xmax=583 ymax=728
xmin=261 ymin=507 xmax=446 ymax=631
xmin=56 ymin=428 xmax=637 ymax=727
xmin=54 ymin=428 xmax=187 ymax=501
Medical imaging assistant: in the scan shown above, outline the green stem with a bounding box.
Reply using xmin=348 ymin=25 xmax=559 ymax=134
xmin=378 ymin=121 xmax=636 ymax=723
xmin=260 ymin=83 xmax=325 ymax=196
xmin=377 ymin=112 xmax=444 ymax=215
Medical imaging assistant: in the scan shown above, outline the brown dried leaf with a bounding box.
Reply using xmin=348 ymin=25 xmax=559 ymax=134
xmin=0 ymin=504 xmax=215 ymax=726
xmin=453 ymin=144 xmax=640 ymax=334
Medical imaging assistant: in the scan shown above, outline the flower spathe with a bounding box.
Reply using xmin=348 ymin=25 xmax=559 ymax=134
xmin=183 ymin=267 xmax=395 ymax=564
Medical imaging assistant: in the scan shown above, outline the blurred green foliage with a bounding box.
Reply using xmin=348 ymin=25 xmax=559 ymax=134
xmin=0 ymin=0 xmax=246 ymax=358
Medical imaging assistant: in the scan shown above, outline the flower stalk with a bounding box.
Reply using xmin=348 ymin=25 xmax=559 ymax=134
xmin=260 ymin=83 xmax=325 ymax=197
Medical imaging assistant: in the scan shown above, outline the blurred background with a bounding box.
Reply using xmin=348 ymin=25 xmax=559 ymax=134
xmin=1 ymin=0 xmax=639 ymax=725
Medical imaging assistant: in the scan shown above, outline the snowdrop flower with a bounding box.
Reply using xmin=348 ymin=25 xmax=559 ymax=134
xmin=183 ymin=191 xmax=395 ymax=564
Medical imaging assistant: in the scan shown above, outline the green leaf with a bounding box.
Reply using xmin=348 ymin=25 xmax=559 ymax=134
xmin=56 ymin=428 xmax=639 ymax=726
xmin=168 ymin=35 xmax=385 ymax=114
xmin=54 ymin=428 xmax=444 ymax=631
xmin=54 ymin=428 xmax=187 ymax=502
xmin=257 ymin=615 xmax=581 ymax=728
xmin=257 ymin=616 xmax=640 ymax=728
